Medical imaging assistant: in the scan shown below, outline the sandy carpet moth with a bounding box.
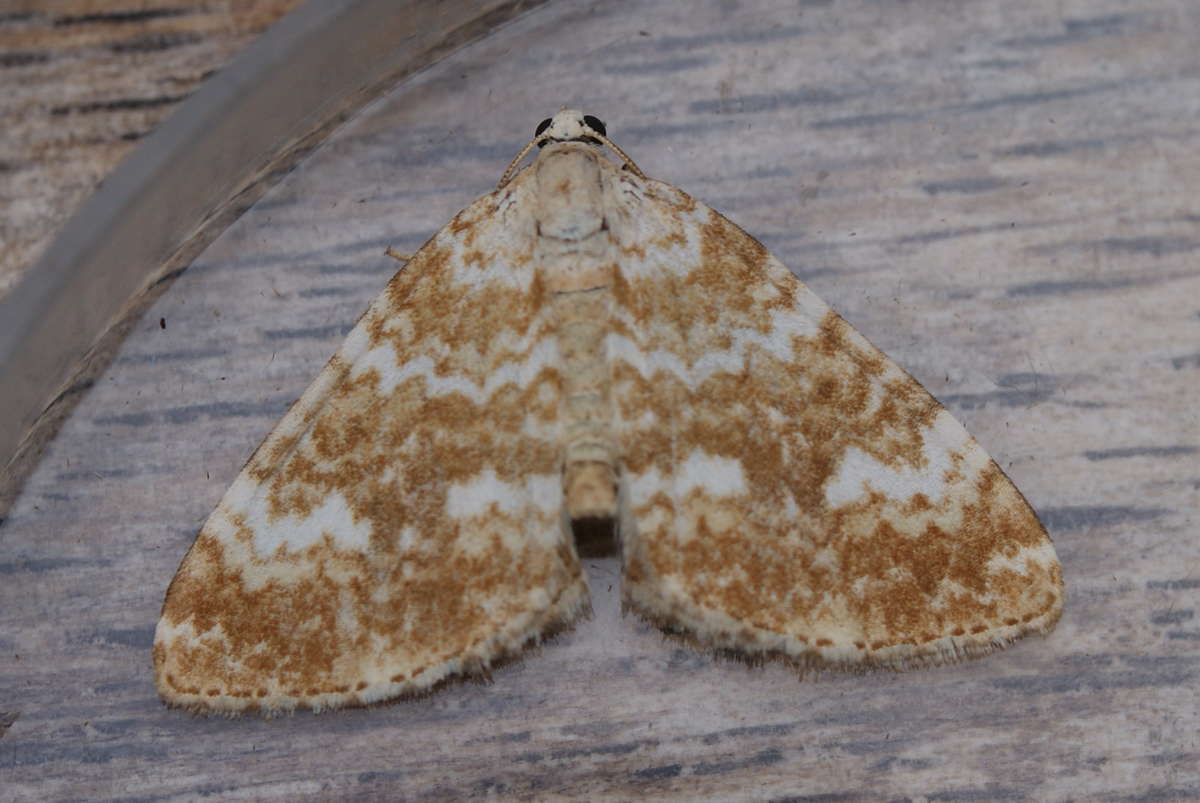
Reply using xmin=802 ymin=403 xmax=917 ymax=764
xmin=154 ymin=110 xmax=1063 ymax=713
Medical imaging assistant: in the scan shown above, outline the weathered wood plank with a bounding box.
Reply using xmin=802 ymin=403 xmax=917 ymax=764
xmin=2 ymin=0 xmax=1197 ymax=799
xmin=0 ymin=0 xmax=304 ymax=299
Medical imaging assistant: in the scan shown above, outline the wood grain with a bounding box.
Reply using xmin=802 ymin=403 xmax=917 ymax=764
xmin=2 ymin=0 xmax=1198 ymax=800
xmin=0 ymin=0 xmax=305 ymax=299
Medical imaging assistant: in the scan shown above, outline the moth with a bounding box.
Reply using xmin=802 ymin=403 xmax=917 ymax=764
xmin=155 ymin=110 xmax=1063 ymax=713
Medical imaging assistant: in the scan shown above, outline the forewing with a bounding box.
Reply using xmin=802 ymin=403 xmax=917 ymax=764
xmin=610 ymin=179 xmax=1063 ymax=668
xmin=154 ymin=177 xmax=587 ymax=713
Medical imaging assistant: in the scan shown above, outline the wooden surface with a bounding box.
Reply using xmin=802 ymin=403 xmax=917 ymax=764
xmin=2 ymin=0 xmax=1198 ymax=799
xmin=0 ymin=0 xmax=303 ymax=299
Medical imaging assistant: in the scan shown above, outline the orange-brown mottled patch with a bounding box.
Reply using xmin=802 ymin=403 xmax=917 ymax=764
xmin=618 ymin=239 xmax=647 ymax=261
xmin=645 ymin=183 xmax=698 ymax=215
xmin=446 ymin=210 xmax=476 ymax=247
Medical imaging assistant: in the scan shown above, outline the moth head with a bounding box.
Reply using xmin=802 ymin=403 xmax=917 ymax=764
xmin=498 ymin=109 xmax=642 ymax=188
xmin=534 ymin=110 xmax=607 ymax=147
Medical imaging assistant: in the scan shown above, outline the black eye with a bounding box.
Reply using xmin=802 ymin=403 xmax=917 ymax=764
xmin=583 ymin=115 xmax=606 ymax=136
xmin=534 ymin=117 xmax=553 ymax=137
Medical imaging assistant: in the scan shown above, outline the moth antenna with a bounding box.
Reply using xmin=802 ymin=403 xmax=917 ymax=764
xmin=590 ymin=130 xmax=646 ymax=180
xmin=497 ymin=134 xmax=548 ymax=188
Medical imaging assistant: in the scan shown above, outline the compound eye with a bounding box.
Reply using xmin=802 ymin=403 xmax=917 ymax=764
xmin=534 ymin=117 xmax=553 ymax=137
xmin=582 ymin=115 xmax=607 ymax=136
